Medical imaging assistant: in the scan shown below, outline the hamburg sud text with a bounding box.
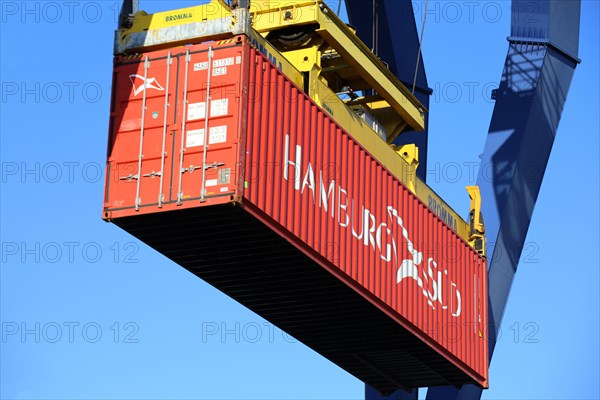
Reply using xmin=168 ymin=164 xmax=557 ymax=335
xmin=279 ymin=133 xmax=485 ymax=342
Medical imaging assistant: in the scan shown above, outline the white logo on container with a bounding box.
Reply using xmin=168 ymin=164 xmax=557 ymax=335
xmin=129 ymin=74 xmax=165 ymax=96
xmin=392 ymin=208 xmax=462 ymax=317
xmin=282 ymin=133 xmax=463 ymax=317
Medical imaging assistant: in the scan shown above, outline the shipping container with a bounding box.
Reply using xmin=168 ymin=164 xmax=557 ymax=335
xmin=104 ymin=36 xmax=488 ymax=392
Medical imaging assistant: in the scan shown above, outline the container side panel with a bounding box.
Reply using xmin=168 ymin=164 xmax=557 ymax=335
xmin=242 ymin=48 xmax=488 ymax=385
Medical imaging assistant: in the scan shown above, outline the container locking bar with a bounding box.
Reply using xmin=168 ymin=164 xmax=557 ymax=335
xmin=200 ymin=46 xmax=214 ymax=203
xmin=158 ymin=52 xmax=172 ymax=208
xmin=177 ymin=50 xmax=191 ymax=205
xmin=134 ymin=56 xmax=150 ymax=211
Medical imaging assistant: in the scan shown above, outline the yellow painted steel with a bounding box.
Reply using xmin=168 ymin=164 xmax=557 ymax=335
xmin=309 ymin=74 xmax=471 ymax=240
xmin=248 ymin=1 xmax=475 ymax=242
xmin=249 ymin=0 xmax=426 ymax=132
xmin=125 ymin=0 xmax=231 ymax=33
xmin=467 ymin=186 xmax=486 ymax=257
xmin=113 ymin=0 xmax=478 ymax=246
xmin=245 ymin=29 xmax=305 ymax=88
xmin=393 ymin=144 xmax=419 ymax=193
xmin=116 ymin=0 xmax=305 ymax=88
xmin=280 ymin=47 xmax=321 ymax=72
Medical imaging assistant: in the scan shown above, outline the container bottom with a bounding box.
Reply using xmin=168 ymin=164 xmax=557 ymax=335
xmin=113 ymin=203 xmax=479 ymax=393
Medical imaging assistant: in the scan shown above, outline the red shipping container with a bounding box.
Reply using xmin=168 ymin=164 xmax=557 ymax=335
xmin=104 ymin=36 xmax=488 ymax=392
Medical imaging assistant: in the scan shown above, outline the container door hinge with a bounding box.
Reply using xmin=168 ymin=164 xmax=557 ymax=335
xmin=179 ymin=162 xmax=225 ymax=174
xmin=205 ymin=162 xmax=225 ymax=170
xmin=181 ymin=165 xmax=202 ymax=174
xmin=142 ymin=171 xmax=162 ymax=178
xmin=119 ymin=174 xmax=139 ymax=181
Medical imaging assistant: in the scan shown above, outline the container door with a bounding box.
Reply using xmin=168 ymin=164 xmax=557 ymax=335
xmin=106 ymin=51 xmax=178 ymax=211
xmin=172 ymin=43 xmax=243 ymax=205
xmin=105 ymin=42 xmax=243 ymax=216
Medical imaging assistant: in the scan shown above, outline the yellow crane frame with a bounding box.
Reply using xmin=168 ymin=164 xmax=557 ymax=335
xmin=113 ymin=0 xmax=483 ymax=247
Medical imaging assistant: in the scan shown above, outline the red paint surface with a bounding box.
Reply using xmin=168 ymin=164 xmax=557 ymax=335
xmin=105 ymin=37 xmax=488 ymax=387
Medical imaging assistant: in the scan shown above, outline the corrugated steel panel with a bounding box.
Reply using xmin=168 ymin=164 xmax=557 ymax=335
xmin=104 ymin=37 xmax=488 ymax=392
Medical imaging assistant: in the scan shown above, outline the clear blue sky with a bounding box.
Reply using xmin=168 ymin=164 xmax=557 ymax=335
xmin=1 ymin=1 xmax=598 ymax=399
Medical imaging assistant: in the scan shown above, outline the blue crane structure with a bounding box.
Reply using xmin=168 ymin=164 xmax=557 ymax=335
xmin=115 ymin=0 xmax=581 ymax=398
xmin=344 ymin=0 xmax=582 ymax=399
